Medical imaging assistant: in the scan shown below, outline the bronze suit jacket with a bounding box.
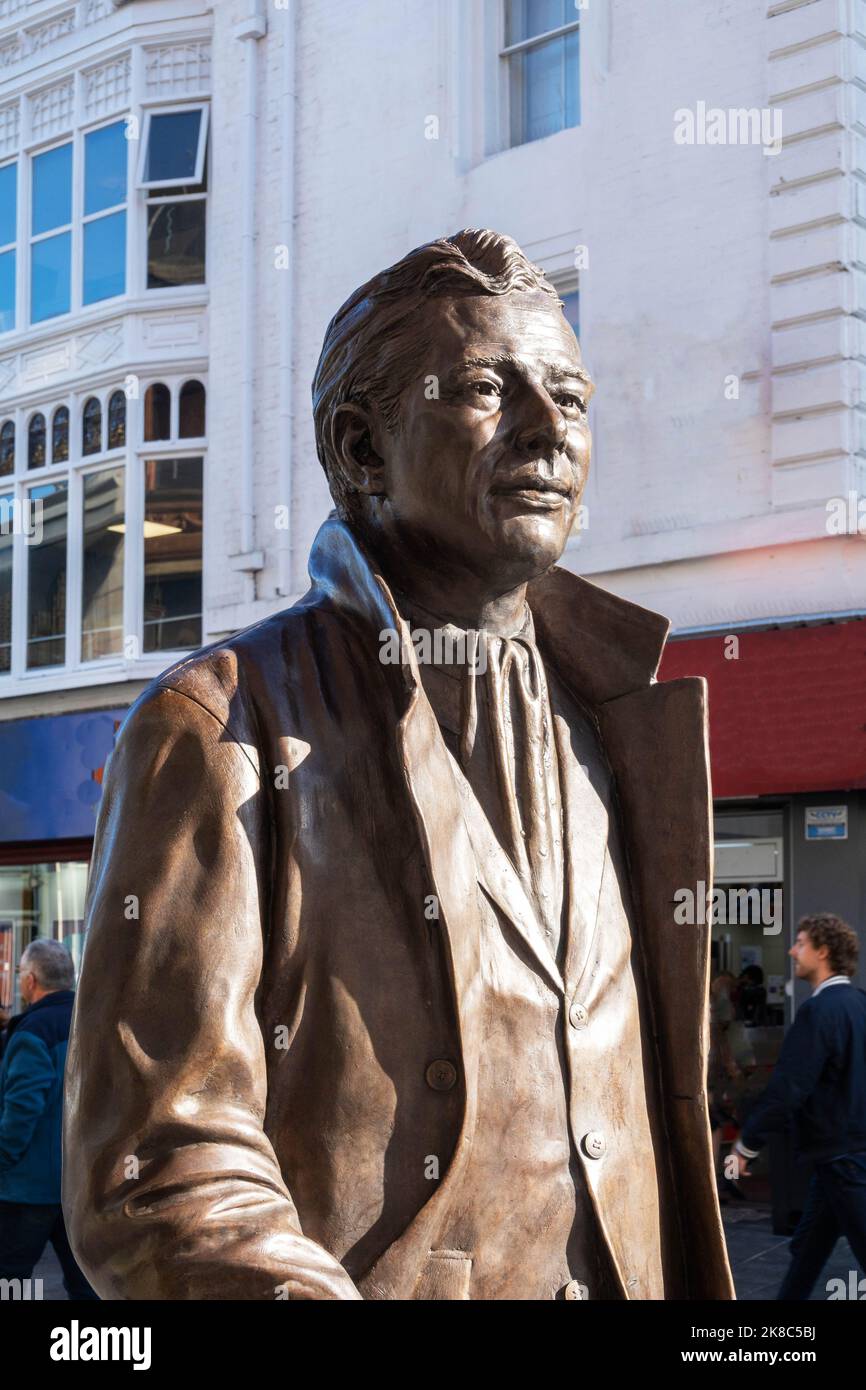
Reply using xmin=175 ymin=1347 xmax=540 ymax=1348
xmin=63 ymin=516 xmax=735 ymax=1301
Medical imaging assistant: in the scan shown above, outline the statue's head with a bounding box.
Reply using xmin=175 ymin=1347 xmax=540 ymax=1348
xmin=312 ymin=229 xmax=593 ymax=591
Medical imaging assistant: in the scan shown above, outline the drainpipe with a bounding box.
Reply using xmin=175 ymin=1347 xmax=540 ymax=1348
xmin=232 ymin=0 xmax=268 ymax=605
xmin=277 ymin=1 xmax=296 ymax=598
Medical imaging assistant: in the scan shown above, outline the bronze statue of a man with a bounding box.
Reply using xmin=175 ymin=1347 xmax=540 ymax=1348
xmin=64 ymin=230 xmax=735 ymax=1301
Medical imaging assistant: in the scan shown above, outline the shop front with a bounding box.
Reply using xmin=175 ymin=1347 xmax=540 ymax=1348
xmin=661 ymin=615 xmax=866 ymax=1227
xmin=0 ymin=706 xmax=125 ymax=1015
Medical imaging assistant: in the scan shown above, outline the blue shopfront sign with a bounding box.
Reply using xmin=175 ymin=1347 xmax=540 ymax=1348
xmin=0 ymin=707 xmax=127 ymax=842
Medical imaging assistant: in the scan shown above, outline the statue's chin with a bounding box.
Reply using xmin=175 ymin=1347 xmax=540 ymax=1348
xmin=483 ymin=513 xmax=570 ymax=578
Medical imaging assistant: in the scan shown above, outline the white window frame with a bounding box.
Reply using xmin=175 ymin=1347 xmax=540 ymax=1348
xmin=498 ymin=1 xmax=582 ymax=151
xmin=136 ymin=102 xmax=209 ymax=190
xmin=29 ymin=136 xmax=74 ymax=327
xmin=0 ymin=157 xmax=17 ymax=336
xmin=25 ymin=114 xmax=132 ymax=331
xmin=81 ymin=115 xmax=130 ymax=310
xmin=0 ymin=376 xmax=206 ymax=686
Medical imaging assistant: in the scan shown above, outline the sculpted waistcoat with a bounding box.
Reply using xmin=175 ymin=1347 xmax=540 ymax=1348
xmin=412 ymin=653 xmax=668 ymax=1299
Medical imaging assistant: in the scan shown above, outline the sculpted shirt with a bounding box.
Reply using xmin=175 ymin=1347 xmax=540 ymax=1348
xmin=402 ymin=598 xmax=628 ymax=1299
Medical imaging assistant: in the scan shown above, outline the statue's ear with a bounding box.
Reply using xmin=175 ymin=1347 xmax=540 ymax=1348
xmin=331 ymin=402 xmax=386 ymax=497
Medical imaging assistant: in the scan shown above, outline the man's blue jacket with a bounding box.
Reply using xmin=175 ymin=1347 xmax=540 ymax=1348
xmin=741 ymin=981 xmax=866 ymax=1163
xmin=0 ymin=989 xmax=74 ymax=1204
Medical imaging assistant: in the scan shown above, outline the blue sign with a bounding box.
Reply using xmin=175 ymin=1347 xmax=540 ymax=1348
xmin=805 ymin=806 xmax=848 ymax=841
xmin=0 ymin=708 xmax=127 ymax=842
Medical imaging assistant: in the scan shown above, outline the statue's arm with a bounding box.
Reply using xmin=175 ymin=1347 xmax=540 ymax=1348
xmin=62 ymin=685 xmax=362 ymax=1300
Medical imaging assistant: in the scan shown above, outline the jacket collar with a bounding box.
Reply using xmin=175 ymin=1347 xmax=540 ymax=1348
xmin=24 ymin=989 xmax=74 ymax=1015
xmin=307 ymin=514 xmax=670 ymax=709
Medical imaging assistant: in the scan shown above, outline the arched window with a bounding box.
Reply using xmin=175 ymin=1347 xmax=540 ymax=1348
xmin=52 ymin=406 xmax=69 ymax=464
xmin=108 ymin=390 xmax=126 ymax=449
xmin=179 ymin=379 xmax=206 ymax=438
xmin=28 ymin=413 xmax=46 ymax=469
xmin=0 ymin=420 xmax=13 ymax=476
xmin=82 ymin=396 xmax=102 ymax=456
xmin=144 ymin=383 xmax=171 ymax=441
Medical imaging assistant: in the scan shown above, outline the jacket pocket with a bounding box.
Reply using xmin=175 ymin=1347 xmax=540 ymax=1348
xmin=414 ymin=1249 xmax=473 ymax=1301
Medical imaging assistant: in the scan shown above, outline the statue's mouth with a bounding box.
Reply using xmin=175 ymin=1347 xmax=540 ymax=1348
xmin=490 ymin=475 xmax=572 ymax=508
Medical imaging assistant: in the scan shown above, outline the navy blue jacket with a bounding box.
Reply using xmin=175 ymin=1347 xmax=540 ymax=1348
xmin=741 ymin=981 xmax=866 ymax=1163
xmin=0 ymin=989 xmax=75 ymax=1203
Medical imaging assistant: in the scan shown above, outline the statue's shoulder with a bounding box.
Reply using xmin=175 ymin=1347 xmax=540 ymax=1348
xmin=132 ymin=588 xmax=335 ymax=735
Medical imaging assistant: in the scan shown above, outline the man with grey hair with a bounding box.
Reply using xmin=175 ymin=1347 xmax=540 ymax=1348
xmin=66 ymin=229 xmax=733 ymax=1300
xmin=0 ymin=940 xmax=96 ymax=1298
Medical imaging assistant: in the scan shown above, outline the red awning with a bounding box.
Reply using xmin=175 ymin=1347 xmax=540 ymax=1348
xmin=658 ymin=618 xmax=866 ymax=797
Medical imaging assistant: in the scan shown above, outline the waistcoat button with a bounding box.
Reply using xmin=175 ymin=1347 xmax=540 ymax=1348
xmin=426 ymin=1059 xmax=458 ymax=1091
xmin=582 ymin=1130 xmax=606 ymax=1159
xmin=564 ymin=1280 xmax=589 ymax=1300
xmin=568 ymin=1001 xmax=589 ymax=1029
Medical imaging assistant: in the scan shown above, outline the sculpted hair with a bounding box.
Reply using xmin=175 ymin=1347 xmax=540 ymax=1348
xmin=311 ymin=228 xmax=562 ymax=519
xmin=798 ymin=913 xmax=859 ymax=977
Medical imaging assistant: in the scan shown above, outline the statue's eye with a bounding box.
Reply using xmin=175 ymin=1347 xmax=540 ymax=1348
xmin=472 ymin=380 xmax=502 ymax=398
xmin=557 ymin=392 xmax=587 ymax=414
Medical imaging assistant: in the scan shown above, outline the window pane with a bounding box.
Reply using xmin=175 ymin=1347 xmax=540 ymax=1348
xmin=143 ymin=111 xmax=202 ymax=184
xmin=0 ymin=250 xmax=14 ymax=333
xmin=506 ymin=0 xmax=568 ymax=45
xmin=143 ymin=456 xmax=202 ymax=653
xmin=32 ymin=144 xmax=72 ymax=236
xmin=52 ymin=406 xmax=69 ymax=464
xmin=509 ymin=28 xmax=580 ymax=146
xmin=0 ymin=421 xmax=13 ymax=476
xmin=143 ymin=383 xmax=171 ymax=441
xmin=82 ymin=398 xmax=102 ymax=456
xmin=147 ymin=200 xmax=205 ymax=289
xmin=83 ymin=210 xmax=126 ymax=305
xmin=82 ymin=467 xmax=124 ymax=661
xmin=0 ymin=493 xmax=11 ymax=673
xmin=27 ymin=480 xmax=67 ymax=668
xmin=108 ymin=391 xmax=126 ymax=449
xmin=560 ymin=290 xmax=579 ymax=336
xmin=0 ymin=162 xmax=16 ymax=246
xmin=28 ymin=413 xmax=46 ymax=469
xmin=0 ymin=862 xmax=89 ymax=1010
xmin=179 ymin=380 xmax=205 ymax=438
xmin=85 ymin=121 xmax=128 ymax=216
xmin=31 ymin=231 xmax=71 ymax=323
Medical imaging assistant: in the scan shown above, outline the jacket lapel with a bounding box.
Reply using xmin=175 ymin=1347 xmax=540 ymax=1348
xmin=447 ymin=752 xmax=565 ymax=995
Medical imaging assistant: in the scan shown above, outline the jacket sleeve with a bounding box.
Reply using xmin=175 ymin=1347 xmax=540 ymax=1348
xmin=63 ymin=683 xmax=361 ymax=1300
xmin=0 ymin=1030 xmax=55 ymax=1171
xmin=738 ymin=999 xmax=832 ymax=1155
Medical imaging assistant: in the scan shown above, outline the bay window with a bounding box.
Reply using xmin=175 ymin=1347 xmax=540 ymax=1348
xmin=0 ymin=382 xmax=205 ymax=684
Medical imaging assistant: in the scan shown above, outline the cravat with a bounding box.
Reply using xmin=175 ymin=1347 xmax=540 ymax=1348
xmin=400 ymin=598 xmax=565 ymax=958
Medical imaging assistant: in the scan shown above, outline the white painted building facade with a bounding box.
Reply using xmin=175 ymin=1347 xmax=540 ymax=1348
xmin=1 ymin=0 xmax=864 ymax=704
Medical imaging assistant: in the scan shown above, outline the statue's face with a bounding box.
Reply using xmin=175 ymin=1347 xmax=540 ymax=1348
xmin=382 ymin=290 xmax=592 ymax=586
